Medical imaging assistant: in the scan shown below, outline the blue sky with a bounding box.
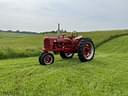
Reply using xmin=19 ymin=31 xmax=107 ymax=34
xmin=0 ymin=0 xmax=128 ymax=32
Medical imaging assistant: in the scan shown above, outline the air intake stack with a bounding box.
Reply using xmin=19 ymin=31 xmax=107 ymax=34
xmin=57 ymin=24 xmax=61 ymax=36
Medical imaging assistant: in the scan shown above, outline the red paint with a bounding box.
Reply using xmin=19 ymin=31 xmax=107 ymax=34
xmin=43 ymin=35 xmax=82 ymax=53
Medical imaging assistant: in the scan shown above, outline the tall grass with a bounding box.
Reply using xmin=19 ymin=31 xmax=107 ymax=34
xmin=0 ymin=48 xmax=40 ymax=59
xmin=0 ymin=32 xmax=42 ymax=59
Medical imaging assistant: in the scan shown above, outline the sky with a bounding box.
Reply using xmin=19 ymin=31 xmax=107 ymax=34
xmin=0 ymin=0 xmax=128 ymax=32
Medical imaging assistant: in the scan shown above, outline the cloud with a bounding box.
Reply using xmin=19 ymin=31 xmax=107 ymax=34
xmin=0 ymin=0 xmax=128 ymax=32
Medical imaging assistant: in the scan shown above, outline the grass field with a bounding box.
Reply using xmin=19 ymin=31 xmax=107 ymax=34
xmin=0 ymin=30 xmax=128 ymax=96
xmin=0 ymin=32 xmax=43 ymax=59
xmin=0 ymin=30 xmax=128 ymax=59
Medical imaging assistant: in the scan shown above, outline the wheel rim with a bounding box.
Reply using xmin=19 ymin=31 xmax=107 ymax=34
xmin=83 ymin=42 xmax=94 ymax=60
xmin=64 ymin=53 xmax=73 ymax=57
xmin=44 ymin=55 xmax=53 ymax=64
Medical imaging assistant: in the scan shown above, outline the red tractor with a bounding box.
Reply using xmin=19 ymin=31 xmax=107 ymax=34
xmin=39 ymin=33 xmax=95 ymax=65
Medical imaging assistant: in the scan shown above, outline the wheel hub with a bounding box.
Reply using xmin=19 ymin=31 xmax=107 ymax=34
xmin=44 ymin=55 xmax=53 ymax=64
xmin=83 ymin=43 xmax=94 ymax=60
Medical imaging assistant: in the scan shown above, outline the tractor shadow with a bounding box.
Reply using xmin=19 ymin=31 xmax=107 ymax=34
xmin=51 ymin=56 xmax=94 ymax=68
xmin=36 ymin=54 xmax=97 ymax=68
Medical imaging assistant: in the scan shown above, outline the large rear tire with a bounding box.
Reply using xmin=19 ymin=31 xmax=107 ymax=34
xmin=78 ymin=38 xmax=95 ymax=62
xmin=39 ymin=52 xmax=54 ymax=65
xmin=60 ymin=52 xmax=74 ymax=59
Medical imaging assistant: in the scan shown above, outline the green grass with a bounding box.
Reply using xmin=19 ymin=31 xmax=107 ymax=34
xmin=0 ymin=30 xmax=128 ymax=59
xmin=0 ymin=32 xmax=43 ymax=59
xmin=0 ymin=31 xmax=128 ymax=96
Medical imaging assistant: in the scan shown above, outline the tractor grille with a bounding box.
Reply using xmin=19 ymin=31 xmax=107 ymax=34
xmin=44 ymin=38 xmax=50 ymax=49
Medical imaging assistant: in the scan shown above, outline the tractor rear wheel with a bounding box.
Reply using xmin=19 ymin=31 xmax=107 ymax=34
xmin=60 ymin=52 xmax=74 ymax=59
xmin=78 ymin=38 xmax=95 ymax=62
xmin=39 ymin=52 xmax=54 ymax=65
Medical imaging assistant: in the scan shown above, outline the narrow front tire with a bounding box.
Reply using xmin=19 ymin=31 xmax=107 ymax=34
xmin=39 ymin=52 xmax=54 ymax=65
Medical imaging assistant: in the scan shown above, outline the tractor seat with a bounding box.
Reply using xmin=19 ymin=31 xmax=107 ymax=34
xmin=74 ymin=36 xmax=82 ymax=40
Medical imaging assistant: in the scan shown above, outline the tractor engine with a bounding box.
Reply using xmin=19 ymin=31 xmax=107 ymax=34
xmin=44 ymin=36 xmax=76 ymax=52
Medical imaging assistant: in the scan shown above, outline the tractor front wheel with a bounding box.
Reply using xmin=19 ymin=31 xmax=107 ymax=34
xmin=78 ymin=38 xmax=95 ymax=62
xmin=39 ymin=52 xmax=54 ymax=65
xmin=60 ymin=52 xmax=74 ymax=59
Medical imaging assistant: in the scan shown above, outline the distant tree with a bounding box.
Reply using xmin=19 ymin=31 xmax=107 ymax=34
xmin=50 ymin=30 xmax=56 ymax=33
xmin=0 ymin=30 xmax=3 ymax=32
xmin=7 ymin=30 xmax=12 ymax=32
xmin=16 ymin=30 xmax=20 ymax=32
xmin=63 ymin=30 xmax=67 ymax=33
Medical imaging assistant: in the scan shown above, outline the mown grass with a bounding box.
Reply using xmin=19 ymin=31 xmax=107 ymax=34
xmin=0 ymin=35 xmax=128 ymax=96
